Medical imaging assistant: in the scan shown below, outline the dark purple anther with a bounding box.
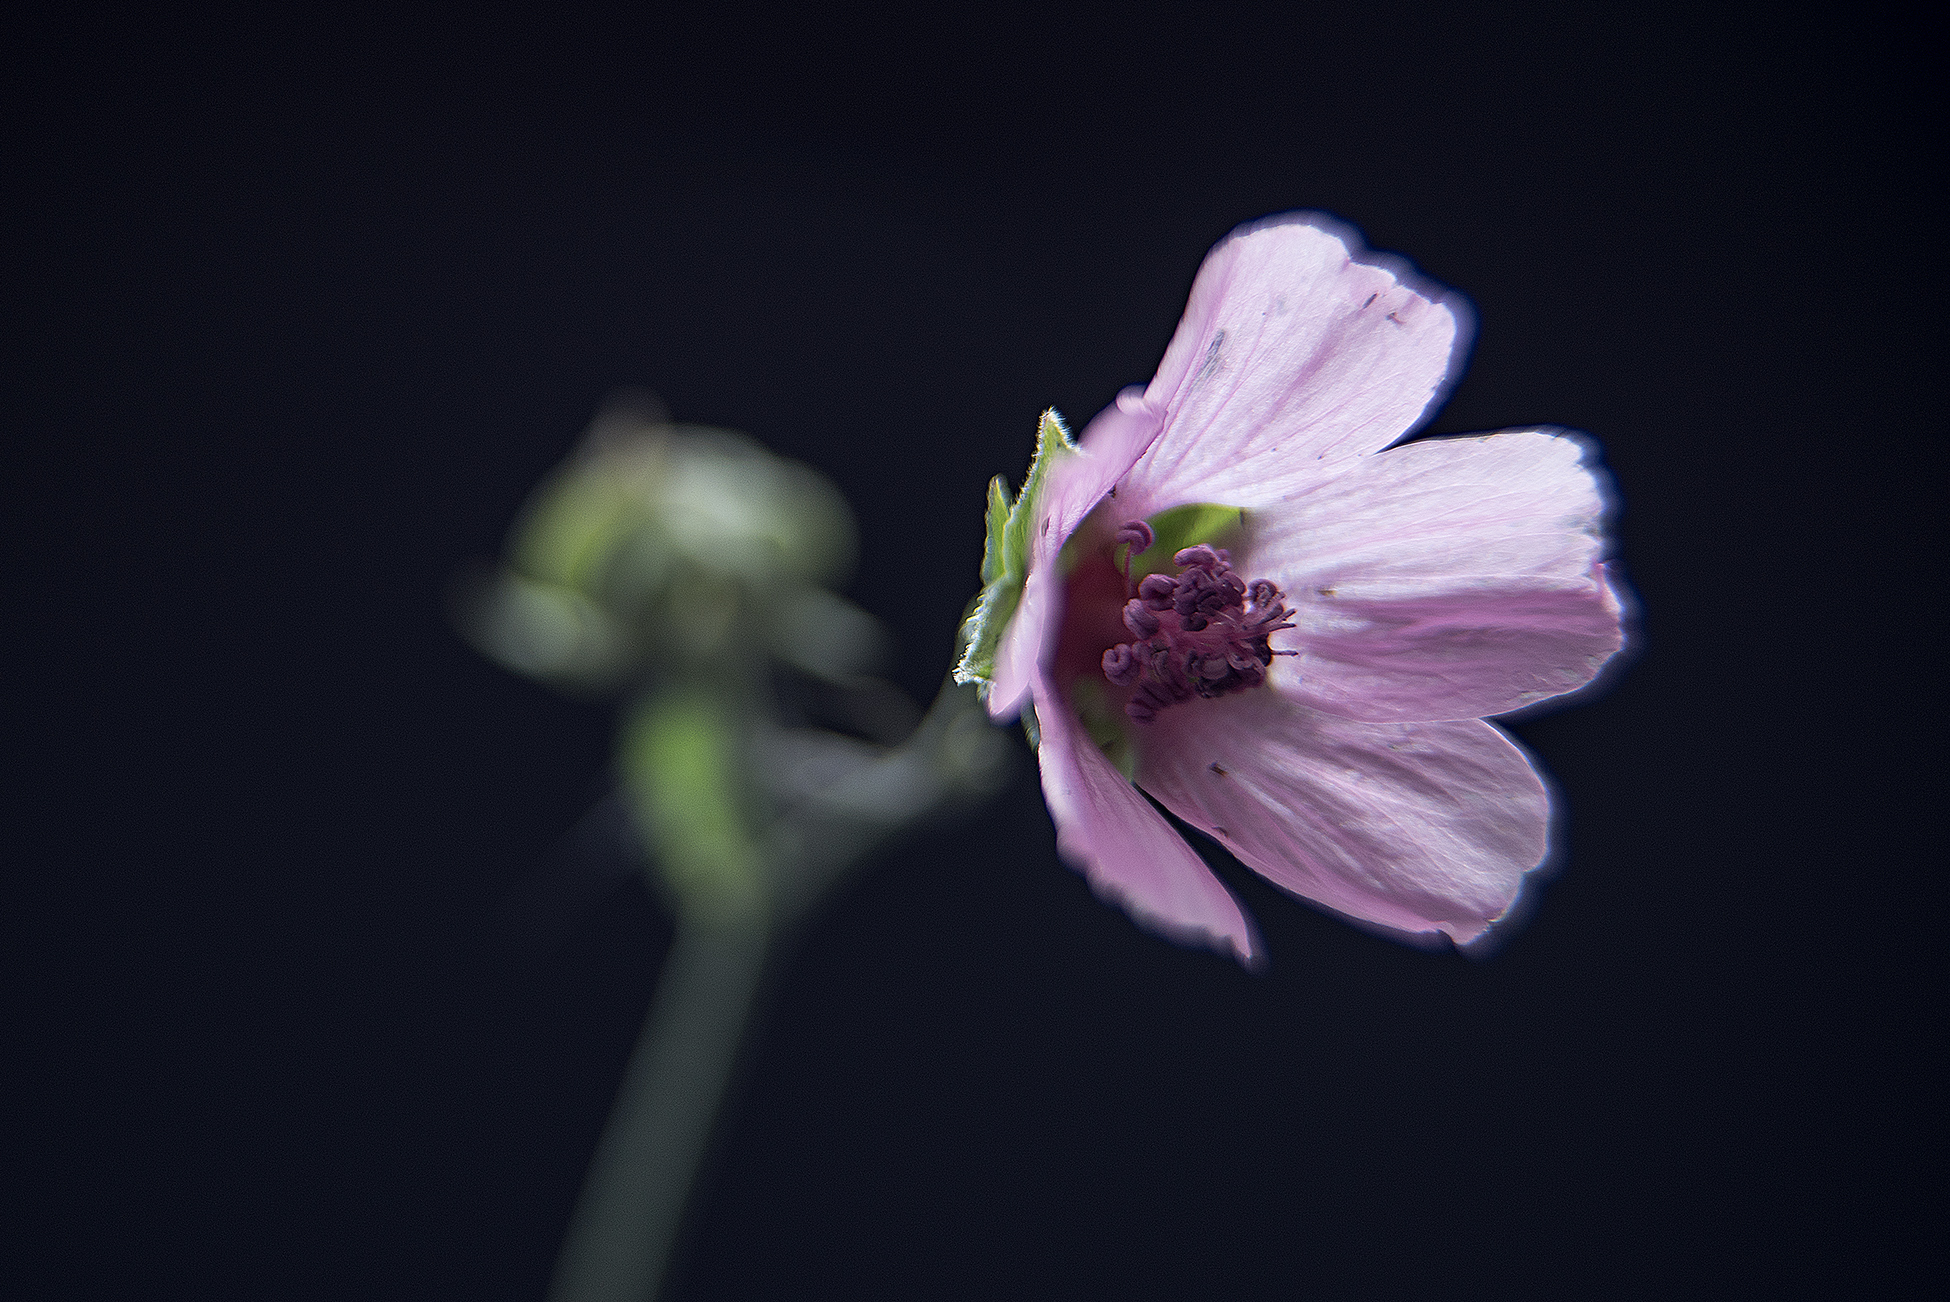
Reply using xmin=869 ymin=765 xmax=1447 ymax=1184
xmin=1171 ymin=574 xmax=1202 ymax=617
xmin=1101 ymin=537 xmax=1296 ymax=723
xmin=1173 ymin=544 xmax=1222 ymax=571
xmin=1102 ymin=643 xmax=1142 ymax=686
xmin=1158 ymin=658 xmax=1193 ymax=698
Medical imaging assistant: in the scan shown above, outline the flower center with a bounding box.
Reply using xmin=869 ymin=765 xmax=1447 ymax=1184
xmin=1098 ymin=519 xmax=1295 ymax=724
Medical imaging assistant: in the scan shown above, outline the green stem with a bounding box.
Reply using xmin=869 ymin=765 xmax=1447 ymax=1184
xmin=546 ymin=913 xmax=771 ymax=1302
xmin=547 ymin=679 xmax=1005 ymax=1301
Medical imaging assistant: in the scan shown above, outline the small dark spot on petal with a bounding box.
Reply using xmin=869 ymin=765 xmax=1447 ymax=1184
xmin=1209 ymin=762 xmax=1229 ymax=776
xmin=1362 ymin=292 xmax=1377 ymax=309
xmin=1317 ymin=587 xmax=1336 ymax=597
xmin=1386 ymin=310 xmax=1404 ymax=325
xmin=1196 ymin=330 xmax=1226 ymax=380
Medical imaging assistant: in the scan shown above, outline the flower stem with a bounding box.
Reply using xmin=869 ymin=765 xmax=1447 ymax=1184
xmin=545 ymin=678 xmax=1006 ymax=1301
xmin=545 ymin=912 xmax=771 ymax=1302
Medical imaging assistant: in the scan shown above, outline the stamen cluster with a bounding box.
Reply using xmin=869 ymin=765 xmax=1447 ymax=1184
xmin=1100 ymin=521 xmax=1296 ymax=724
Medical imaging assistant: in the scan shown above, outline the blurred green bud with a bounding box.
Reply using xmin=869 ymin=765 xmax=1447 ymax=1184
xmin=457 ymin=570 xmax=633 ymax=689
xmin=510 ymin=408 xmax=857 ymax=602
xmin=462 ymin=394 xmax=876 ymax=687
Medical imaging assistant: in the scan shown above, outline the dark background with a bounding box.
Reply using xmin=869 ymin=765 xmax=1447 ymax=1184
xmin=7 ymin=8 xmax=1934 ymax=1299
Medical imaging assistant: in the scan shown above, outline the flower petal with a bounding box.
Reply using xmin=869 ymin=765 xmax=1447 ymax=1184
xmin=988 ymin=394 xmax=1161 ymax=721
xmin=1032 ymin=672 xmax=1259 ymax=964
xmin=986 ymin=563 xmax=1051 ymax=721
xmin=1136 ymin=690 xmax=1548 ymax=944
xmin=1041 ymin=390 xmax=1163 ymax=564
xmin=1252 ymin=428 xmax=1625 ymax=722
xmin=1118 ymin=214 xmax=1469 ymax=519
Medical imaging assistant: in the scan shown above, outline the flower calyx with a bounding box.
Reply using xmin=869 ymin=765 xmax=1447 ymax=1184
xmin=955 ymin=409 xmax=1078 ymax=692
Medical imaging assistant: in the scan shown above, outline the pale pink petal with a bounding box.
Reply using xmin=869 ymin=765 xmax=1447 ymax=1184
xmin=986 ymin=564 xmax=1049 ymax=721
xmin=1117 ymin=215 xmax=1469 ymax=521
xmin=1246 ymin=428 xmax=1624 ymax=723
xmin=987 ymin=394 xmax=1161 ymax=722
xmin=1039 ymin=389 xmax=1161 ymax=564
xmin=1135 ymin=690 xmax=1548 ymax=944
xmin=1032 ymin=672 xmax=1259 ymax=964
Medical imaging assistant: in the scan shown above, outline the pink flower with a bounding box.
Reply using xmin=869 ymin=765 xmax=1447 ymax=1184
xmin=957 ymin=214 xmax=1627 ymax=964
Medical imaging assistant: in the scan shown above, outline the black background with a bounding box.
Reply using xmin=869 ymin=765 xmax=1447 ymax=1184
xmin=8 ymin=8 xmax=1935 ymax=1299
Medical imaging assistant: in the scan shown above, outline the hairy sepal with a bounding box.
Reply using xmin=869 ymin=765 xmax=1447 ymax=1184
xmin=954 ymin=410 xmax=1078 ymax=690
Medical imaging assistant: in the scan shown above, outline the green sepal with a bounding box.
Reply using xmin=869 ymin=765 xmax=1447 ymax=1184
xmin=978 ymin=475 xmax=1011 ymax=587
xmin=954 ymin=409 xmax=1078 ymax=690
